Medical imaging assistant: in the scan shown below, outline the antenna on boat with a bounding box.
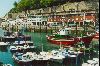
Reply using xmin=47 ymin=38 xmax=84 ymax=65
xmin=22 ymin=25 xmax=26 ymax=45
xmin=83 ymin=12 xmax=85 ymax=21
xmin=81 ymin=34 xmax=83 ymax=45
xmin=75 ymin=21 xmax=78 ymax=37
xmin=83 ymin=12 xmax=86 ymax=35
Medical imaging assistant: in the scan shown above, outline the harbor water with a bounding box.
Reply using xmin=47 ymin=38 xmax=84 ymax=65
xmin=0 ymin=29 xmax=99 ymax=66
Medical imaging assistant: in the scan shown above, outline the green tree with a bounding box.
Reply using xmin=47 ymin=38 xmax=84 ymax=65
xmin=13 ymin=1 xmax=18 ymax=7
xmin=40 ymin=0 xmax=54 ymax=7
xmin=11 ymin=0 xmax=87 ymax=14
xmin=9 ymin=1 xmax=19 ymax=13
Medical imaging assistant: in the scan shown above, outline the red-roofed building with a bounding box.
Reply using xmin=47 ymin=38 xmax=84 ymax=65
xmin=47 ymin=13 xmax=96 ymax=27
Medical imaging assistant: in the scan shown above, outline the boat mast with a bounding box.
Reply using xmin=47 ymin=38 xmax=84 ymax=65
xmin=81 ymin=33 xmax=85 ymax=63
xmin=81 ymin=34 xmax=83 ymax=45
xmin=83 ymin=12 xmax=86 ymax=35
xmin=23 ymin=25 xmax=26 ymax=45
xmin=75 ymin=21 xmax=78 ymax=37
xmin=83 ymin=12 xmax=85 ymax=21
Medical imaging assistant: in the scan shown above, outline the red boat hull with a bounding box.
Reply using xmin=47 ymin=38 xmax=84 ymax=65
xmin=77 ymin=36 xmax=94 ymax=44
xmin=47 ymin=35 xmax=94 ymax=46
xmin=47 ymin=35 xmax=78 ymax=46
xmin=93 ymin=32 xmax=99 ymax=39
xmin=94 ymin=36 xmax=99 ymax=39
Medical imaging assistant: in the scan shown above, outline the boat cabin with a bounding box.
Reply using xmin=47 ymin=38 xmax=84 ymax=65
xmin=58 ymin=28 xmax=71 ymax=35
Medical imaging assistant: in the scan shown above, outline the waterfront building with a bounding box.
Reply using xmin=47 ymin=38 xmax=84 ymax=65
xmin=0 ymin=18 xmax=9 ymax=29
xmin=19 ymin=14 xmax=48 ymax=29
xmin=26 ymin=14 xmax=47 ymax=26
xmin=4 ymin=14 xmax=48 ymax=30
xmin=47 ymin=12 xmax=96 ymax=27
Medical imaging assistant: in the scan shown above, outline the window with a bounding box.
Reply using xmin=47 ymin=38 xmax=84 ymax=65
xmin=37 ymin=22 xmax=39 ymax=25
xmin=80 ymin=22 xmax=83 ymax=26
xmin=57 ymin=23 xmax=59 ymax=25
xmin=68 ymin=22 xmax=74 ymax=24
xmin=42 ymin=22 xmax=44 ymax=25
xmin=45 ymin=21 xmax=47 ymax=25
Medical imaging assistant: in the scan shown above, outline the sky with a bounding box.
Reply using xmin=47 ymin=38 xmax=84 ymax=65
xmin=0 ymin=0 xmax=19 ymax=18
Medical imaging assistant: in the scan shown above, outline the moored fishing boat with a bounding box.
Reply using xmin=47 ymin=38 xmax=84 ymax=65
xmin=76 ymin=34 xmax=94 ymax=46
xmin=13 ymin=40 xmax=33 ymax=45
xmin=2 ymin=64 xmax=12 ymax=66
xmin=12 ymin=50 xmax=66 ymax=65
xmin=47 ymin=50 xmax=65 ymax=63
xmin=0 ymin=42 xmax=9 ymax=47
xmin=2 ymin=31 xmax=31 ymax=42
xmin=12 ymin=52 xmax=49 ymax=66
xmin=46 ymin=35 xmax=78 ymax=46
xmin=46 ymin=27 xmax=94 ymax=46
xmin=10 ymin=45 xmax=35 ymax=52
xmin=2 ymin=36 xmax=16 ymax=42
xmin=47 ymin=46 xmax=84 ymax=64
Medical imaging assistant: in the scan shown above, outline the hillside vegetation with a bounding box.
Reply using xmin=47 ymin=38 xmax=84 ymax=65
xmin=10 ymin=0 xmax=86 ymax=13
